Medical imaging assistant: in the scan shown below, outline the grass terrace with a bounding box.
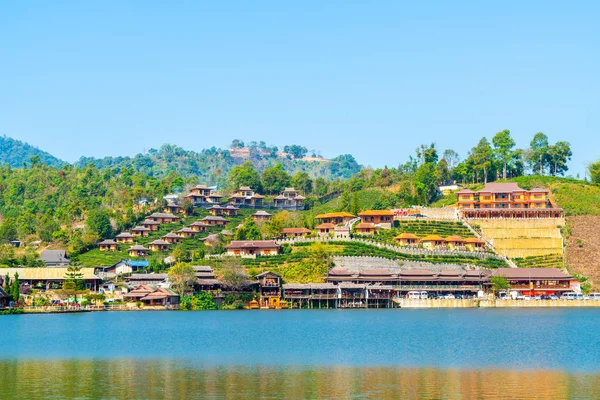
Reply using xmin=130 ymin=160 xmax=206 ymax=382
xmin=512 ymin=254 xmax=565 ymax=269
xmin=371 ymin=220 xmax=476 ymax=245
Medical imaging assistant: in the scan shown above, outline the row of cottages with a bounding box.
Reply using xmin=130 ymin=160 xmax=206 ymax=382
xmin=185 ymin=185 xmax=305 ymax=210
xmin=225 ymin=240 xmax=281 ymax=257
xmin=457 ymin=182 xmax=564 ymax=218
xmin=0 ymin=268 xmax=102 ymax=292
xmin=393 ymin=234 xmax=486 ymax=251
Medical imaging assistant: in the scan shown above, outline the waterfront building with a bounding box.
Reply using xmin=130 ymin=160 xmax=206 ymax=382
xmin=457 ymin=183 xmax=564 ymax=218
xmin=192 ymin=266 xmax=222 ymax=292
xmin=123 ymin=284 xmax=179 ymax=306
xmin=98 ymin=239 xmax=118 ymax=251
xmin=282 ymin=283 xmax=338 ymax=309
xmin=488 ymin=268 xmax=576 ymax=296
xmin=0 ymin=268 xmax=101 ymax=291
xmin=229 ymin=186 xmax=264 ymax=207
xmin=256 ymin=271 xmax=282 ymax=308
xmin=225 ymin=240 xmax=281 ymax=257
xmin=0 ymin=286 xmax=8 ymax=307
xmin=273 ymin=188 xmax=305 ymax=210
xmin=125 ymin=274 xmax=168 ymax=287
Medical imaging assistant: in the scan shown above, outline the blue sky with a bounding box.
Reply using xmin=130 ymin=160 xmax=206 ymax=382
xmin=1 ymin=1 xmax=598 ymax=177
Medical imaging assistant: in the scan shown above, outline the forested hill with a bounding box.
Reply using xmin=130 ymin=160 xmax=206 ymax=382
xmin=0 ymin=136 xmax=65 ymax=168
xmin=75 ymin=142 xmax=361 ymax=185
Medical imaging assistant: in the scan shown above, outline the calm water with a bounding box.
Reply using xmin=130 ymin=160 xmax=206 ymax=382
xmin=1 ymin=309 xmax=600 ymax=399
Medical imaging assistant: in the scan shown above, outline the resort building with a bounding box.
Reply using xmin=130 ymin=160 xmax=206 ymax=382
xmin=464 ymin=237 xmax=486 ymax=251
xmin=147 ymin=213 xmax=180 ymax=224
xmin=98 ymin=239 xmax=118 ymax=251
xmin=176 ymin=228 xmax=197 ymax=238
xmin=420 ymin=234 xmax=446 ymax=249
xmin=315 ymin=223 xmax=335 ymax=236
xmin=314 ymin=212 xmax=356 ymax=225
xmin=123 ymin=285 xmax=179 ymax=307
xmin=141 ymin=220 xmax=161 ymax=231
xmin=164 ymin=202 xmax=182 ymax=214
xmin=161 ymin=233 xmax=183 ymax=245
xmin=252 ymin=210 xmax=272 ymax=222
xmin=256 ymin=271 xmax=282 ymax=308
xmin=394 ymin=233 xmax=419 ymax=246
xmin=281 ymin=227 xmax=312 ymax=238
xmin=357 ymin=210 xmax=394 ymax=228
xmin=125 ymin=274 xmax=168 ymax=287
xmin=225 ymin=240 xmax=281 ymax=257
xmin=98 ymin=260 xmax=149 ymax=277
xmin=282 ymin=283 xmax=338 ymax=309
xmin=445 ymin=236 xmax=466 ymax=250
xmin=229 ymin=187 xmax=264 ymax=207
xmin=115 ymin=232 xmax=135 ymax=244
xmin=202 ymin=216 xmax=229 ymax=226
xmin=148 ymin=240 xmax=170 ymax=252
xmin=128 ymin=245 xmax=149 ymax=257
xmin=457 ymin=183 xmax=564 ymax=218
xmin=193 ymin=266 xmax=222 ymax=292
xmin=189 ymin=221 xmax=209 ymax=232
xmin=0 ymin=268 xmax=101 ymax=291
xmin=0 ymin=286 xmax=8 ymax=307
xmin=273 ymin=188 xmax=305 ymax=210
xmin=185 ymin=185 xmax=223 ymax=205
xmin=208 ymin=205 xmax=239 ymax=217
xmin=488 ymin=268 xmax=576 ymax=296
xmin=40 ymin=250 xmax=70 ymax=267
xmin=131 ymin=226 xmax=151 ymax=237
xmin=353 ymin=222 xmax=376 ymax=236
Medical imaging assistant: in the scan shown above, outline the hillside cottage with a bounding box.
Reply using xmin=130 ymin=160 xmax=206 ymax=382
xmin=147 ymin=213 xmax=180 ymax=224
xmin=98 ymin=239 xmax=118 ymax=251
xmin=273 ymin=188 xmax=305 ymax=210
xmin=148 ymin=240 xmax=170 ymax=252
xmin=128 ymin=245 xmax=149 ymax=257
xmin=131 ymin=226 xmax=151 ymax=237
xmin=225 ymin=240 xmax=281 ymax=257
xmin=115 ymin=232 xmax=135 ymax=244
xmin=281 ymin=227 xmax=312 ymax=238
xmin=229 ymin=186 xmax=264 ymax=207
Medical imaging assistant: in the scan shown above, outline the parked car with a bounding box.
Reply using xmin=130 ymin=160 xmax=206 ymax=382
xmin=420 ymin=291 xmax=429 ymax=299
xmin=444 ymin=294 xmax=455 ymax=300
xmin=561 ymin=292 xmax=577 ymax=300
xmin=516 ymin=295 xmax=531 ymax=301
xmin=540 ymin=295 xmax=551 ymax=300
xmin=455 ymin=294 xmax=463 ymax=299
xmin=589 ymin=293 xmax=600 ymax=300
xmin=407 ymin=291 xmax=421 ymax=299
xmin=549 ymin=295 xmax=559 ymax=300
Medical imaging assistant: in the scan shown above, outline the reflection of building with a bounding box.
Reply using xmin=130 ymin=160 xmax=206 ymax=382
xmin=457 ymin=183 xmax=563 ymax=218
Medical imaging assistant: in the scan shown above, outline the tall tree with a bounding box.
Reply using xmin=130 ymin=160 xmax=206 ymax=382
xmin=529 ymin=132 xmax=549 ymax=175
xmin=167 ymin=263 xmax=196 ymax=296
xmin=291 ymin=171 xmax=313 ymax=194
xmin=11 ymin=272 xmax=20 ymax=303
xmin=471 ymin=138 xmax=493 ymax=183
xmin=589 ymin=159 xmax=600 ymax=184
xmin=261 ymin=164 xmax=291 ymax=194
xmin=492 ymin=129 xmax=516 ymax=180
xmin=3 ymin=274 xmax=11 ymax=301
xmin=442 ymin=149 xmax=460 ymax=172
xmin=86 ymin=210 xmax=113 ymax=239
xmin=547 ymin=141 xmax=572 ymax=176
xmin=227 ymin=161 xmax=262 ymax=191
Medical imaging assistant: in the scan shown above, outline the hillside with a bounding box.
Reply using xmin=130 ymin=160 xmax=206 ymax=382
xmin=75 ymin=143 xmax=361 ymax=185
xmin=565 ymin=216 xmax=600 ymax=288
xmin=0 ymin=136 xmax=65 ymax=168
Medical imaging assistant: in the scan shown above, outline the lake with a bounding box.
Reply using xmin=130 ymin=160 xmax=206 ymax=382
xmin=1 ymin=309 xmax=600 ymax=399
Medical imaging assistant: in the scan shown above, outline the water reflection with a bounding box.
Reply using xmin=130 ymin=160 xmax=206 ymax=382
xmin=1 ymin=359 xmax=598 ymax=399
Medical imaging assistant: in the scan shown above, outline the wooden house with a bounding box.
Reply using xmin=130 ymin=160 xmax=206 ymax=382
xmin=98 ymin=239 xmax=118 ymax=252
xmin=229 ymin=186 xmax=264 ymax=207
xmin=147 ymin=213 xmax=180 ymax=224
xmin=131 ymin=226 xmax=151 ymax=237
xmin=141 ymin=220 xmax=161 ymax=231
xmin=281 ymin=227 xmax=312 ymax=238
xmin=115 ymin=232 xmax=135 ymax=244
xmin=176 ymin=228 xmax=197 ymax=238
xmin=273 ymin=187 xmax=305 ymax=210
xmin=123 ymin=284 xmax=180 ymax=306
xmin=252 ymin=210 xmax=272 ymax=222
xmin=185 ymin=185 xmax=223 ymax=205
xmin=148 ymin=240 xmax=170 ymax=252
xmin=202 ymin=216 xmax=229 ymax=226
xmin=161 ymin=233 xmax=183 ymax=244
xmin=128 ymin=244 xmax=149 ymax=257
xmin=225 ymin=240 xmax=280 ymax=257
xmin=394 ymin=233 xmax=419 ymax=246
xmin=164 ymin=202 xmax=183 ymax=214
xmin=256 ymin=271 xmax=282 ymax=308
xmin=189 ymin=221 xmax=209 ymax=232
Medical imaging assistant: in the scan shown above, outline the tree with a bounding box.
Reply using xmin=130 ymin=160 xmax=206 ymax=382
xmin=492 ymin=129 xmax=516 ymax=180
xmin=227 ymin=161 xmax=262 ymax=191
xmin=167 ymin=263 xmax=196 ymax=296
xmin=589 ymin=159 xmax=600 ymax=184
xmin=291 ymin=171 xmax=312 ymax=194
xmin=471 ymin=138 xmax=493 ymax=183
xmin=529 ymin=132 xmax=549 ymax=175
xmin=283 ymin=144 xmax=308 ymax=159
xmin=86 ymin=210 xmax=113 ymax=239
xmin=490 ymin=275 xmax=510 ymax=295
xmin=3 ymin=274 xmax=11 ymax=301
xmin=417 ymin=143 xmax=438 ymax=165
xmin=180 ymin=199 xmax=194 ymax=216
xmin=235 ymin=218 xmax=262 ymax=240
xmin=442 ymin=149 xmax=460 ymax=173
xmin=171 ymin=244 xmax=189 ymax=263
xmin=64 ymin=266 xmax=85 ymax=291
xmin=220 ymin=257 xmax=251 ymax=291
xmin=11 ymin=272 xmax=20 ymax=303
xmin=261 ymin=163 xmax=291 ymax=194
xmin=547 ymin=141 xmax=572 ymax=176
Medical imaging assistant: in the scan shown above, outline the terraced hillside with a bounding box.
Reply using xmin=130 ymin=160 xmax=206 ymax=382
xmin=513 ymin=254 xmax=564 ymax=269
xmin=375 ymin=220 xmax=476 ymax=244
xmin=565 ymin=216 xmax=600 ymax=288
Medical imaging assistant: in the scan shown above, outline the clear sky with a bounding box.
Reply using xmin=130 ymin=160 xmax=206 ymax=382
xmin=1 ymin=1 xmax=598 ymax=176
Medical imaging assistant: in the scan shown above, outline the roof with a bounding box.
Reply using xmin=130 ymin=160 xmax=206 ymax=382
xmin=190 ymin=221 xmax=210 ymax=226
xmin=176 ymin=228 xmax=196 ymax=233
xmin=161 ymin=233 xmax=181 ymax=239
xmin=315 ymin=212 xmax=356 ymax=219
xmin=492 ymin=268 xmax=572 ymax=280
xmin=328 ymin=268 xmax=353 ymax=276
xmin=148 ymin=213 xmax=179 ymax=219
xmin=394 ymin=233 xmax=419 ymax=239
xmin=129 ymin=245 xmax=149 ymax=251
xmin=202 ymin=216 xmax=229 ymax=222
xmin=355 ymin=222 xmax=375 ymax=229
xmin=282 ymin=227 xmax=312 ymax=234
xmin=131 ymin=226 xmax=150 ymax=231
xmin=192 ymin=266 xmax=213 ymax=272
xmin=237 ymin=186 xmax=253 ymax=191
xmin=420 ymin=234 xmax=445 ymax=241
xmin=120 ymin=260 xmax=149 ymax=267
xmin=226 ymin=240 xmax=280 ymax=249
xmin=445 ymin=235 xmax=465 ymax=242
xmin=127 ymin=274 xmax=167 ymax=281
xmin=40 ymin=250 xmax=69 ymax=263
xmin=464 ymin=238 xmax=485 ymax=243
xmin=256 ymin=271 xmax=282 ymax=278
xmin=0 ymin=268 xmax=100 ymax=281
xmin=530 ymin=187 xmax=550 ymax=193
xmin=358 ymin=210 xmax=395 ymax=216
xmin=115 ymin=232 xmax=134 ymax=238
xmin=141 ymin=220 xmax=160 ymax=225
xmin=282 ymin=188 xmax=298 ymax=192
xmin=98 ymin=239 xmax=117 ymax=245
xmin=456 ymin=188 xmax=476 ymax=194
xmin=196 ymin=279 xmax=222 ymax=286
xmin=316 ymin=223 xmax=335 ymax=229
xmin=252 ymin=211 xmax=272 ymax=217
xmin=479 ymin=182 xmax=524 ymax=193
xmin=149 ymin=240 xmax=170 ymax=246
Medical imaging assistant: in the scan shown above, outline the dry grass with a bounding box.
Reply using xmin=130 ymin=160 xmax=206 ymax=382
xmin=565 ymin=216 xmax=600 ymax=288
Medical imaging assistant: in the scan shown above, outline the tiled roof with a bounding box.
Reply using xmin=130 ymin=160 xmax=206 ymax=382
xmin=226 ymin=240 xmax=280 ymax=249
xmin=315 ymin=212 xmax=356 ymax=219
xmin=0 ymin=267 xmax=99 ymax=280
xmin=358 ymin=210 xmax=394 ymax=216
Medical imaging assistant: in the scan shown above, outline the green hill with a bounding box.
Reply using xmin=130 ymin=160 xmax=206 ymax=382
xmin=0 ymin=136 xmax=65 ymax=168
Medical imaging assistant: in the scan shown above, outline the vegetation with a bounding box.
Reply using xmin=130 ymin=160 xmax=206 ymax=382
xmin=180 ymin=292 xmax=217 ymax=310
xmin=490 ymin=276 xmax=510 ymax=294
xmin=513 ymin=254 xmax=564 ymax=269
xmin=0 ymin=136 xmax=64 ymax=168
